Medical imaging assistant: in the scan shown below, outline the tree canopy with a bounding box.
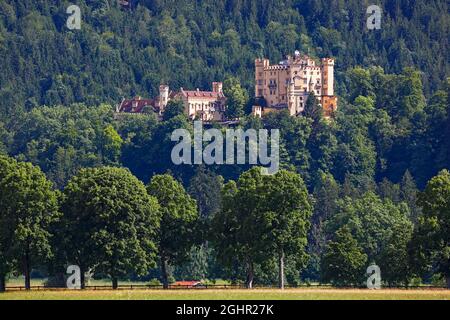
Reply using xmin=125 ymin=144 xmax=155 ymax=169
xmin=0 ymin=155 xmax=59 ymax=290
xmin=147 ymin=173 xmax=198 ymax=288
xmin=410 ymin=170 xmax=450 ymax=288
xmin=60 ymin=166 xmax=160 ymax=288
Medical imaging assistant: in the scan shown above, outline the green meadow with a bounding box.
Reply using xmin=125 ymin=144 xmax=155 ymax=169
xmin=1 ymin=289 xmax=448 ymax=300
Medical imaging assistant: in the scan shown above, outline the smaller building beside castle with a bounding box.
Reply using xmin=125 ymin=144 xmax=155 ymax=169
xmin=116 ymin=97 xmax=155 ymax=114
xmin=253 ymin=51 xmax=337 ymax=118
xmin=116 ymin=82 xmax=227 ymax=122
xmin=179 ymin=82 xmax=227 ymax=121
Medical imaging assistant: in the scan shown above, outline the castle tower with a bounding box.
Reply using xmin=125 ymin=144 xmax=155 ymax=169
xmin=321 ymin=58 xmax=334 ymax=96
xmin=255 ymin=58 xmax=269 ymax=98
xmin=287 ymin=80 xmax=296 ymax=115
xmin=159 ymin=84 xmax=169 ymax=113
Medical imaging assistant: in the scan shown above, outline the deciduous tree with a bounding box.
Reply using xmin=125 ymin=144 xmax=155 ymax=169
xmin=263 ymin=170 xmax=312 ymax=289
xmin=321 ymin=226 xmax=367 ymax=287
xmin=324 ymin=192 xmax=413 ymax=285
xmin=211 ymin=168 xmax=269 ymax=288
xmin=147 ymin=174 xmax=198 ymax=289
xmin=223 ymin=77 xmax=248 ymax=120
xmin=410 ymin=170 xmax=450 ymax=288
xmin=61 ymin=167 xmax=160 ymax=289
xmin=163 ymin=99 xmax=185 ymax=121
xmin=0 ymin=155 xmax=59 ymax=291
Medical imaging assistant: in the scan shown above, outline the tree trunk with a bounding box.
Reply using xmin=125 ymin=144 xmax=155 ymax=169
xmin=161 ymin=255 xmax=169 ymax=289
xmin=0 ymin=274 xmax=5 ymax=292
xmin=80 ymin=267 xmax=86 ymax=289
xmin=278 ymin=248 xmax=285 ymax=289
xmin=24 ymin=250 xmax=31 ymax=290
xmin=112 ymin=277 xmax=118 ymax=290
xmin=246 ymin=261 xmax=254 ymax=289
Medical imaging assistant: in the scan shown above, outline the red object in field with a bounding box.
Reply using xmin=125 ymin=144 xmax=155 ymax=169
xmin=173 ymin=281 xmax=201 ymax=288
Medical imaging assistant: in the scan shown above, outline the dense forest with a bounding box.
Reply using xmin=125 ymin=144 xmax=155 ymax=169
xmin=0 ymin=0 xmax=449 ymax=288
xmin=0 ymin=0 xmax=448 ymax=109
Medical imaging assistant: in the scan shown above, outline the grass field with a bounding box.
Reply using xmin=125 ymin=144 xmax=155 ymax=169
xmin=0 ymin=288 xmax=449 ymax=300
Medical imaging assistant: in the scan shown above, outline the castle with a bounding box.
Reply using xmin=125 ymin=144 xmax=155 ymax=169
xmin=117 ymin=51 xmax=337 ymax=121
xmin=253 ymin=51 xmax=337 ymax=118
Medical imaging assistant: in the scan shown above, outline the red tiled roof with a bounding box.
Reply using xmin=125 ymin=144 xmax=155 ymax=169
xmin=181 ymin=90 xmax=225 ymax=99
xmin=119 ymin=97 xmax=156 ymax=113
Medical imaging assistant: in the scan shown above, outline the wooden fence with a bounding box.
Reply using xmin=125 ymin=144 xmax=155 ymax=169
xmin=4 ymin=283 xmax=446 ymax=291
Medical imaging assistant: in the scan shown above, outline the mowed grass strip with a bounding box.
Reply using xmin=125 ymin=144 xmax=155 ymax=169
xmin=0 ymin=289 xmax=449 ymax=300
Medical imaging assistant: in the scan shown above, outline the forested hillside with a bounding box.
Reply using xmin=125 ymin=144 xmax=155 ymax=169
xmin=0 ymin=0 xmax=448 ymax=115
xmin=0 ymin=0 xmax=448 ymax=185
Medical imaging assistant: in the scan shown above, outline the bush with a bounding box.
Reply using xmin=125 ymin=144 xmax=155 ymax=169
xmin=148 ymin=278 xmax=162 ymax=286
xmin=430 ymin=274 xmax=446 ymax=287
xmin=409 ymin=277 xmax=422 ymax=287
